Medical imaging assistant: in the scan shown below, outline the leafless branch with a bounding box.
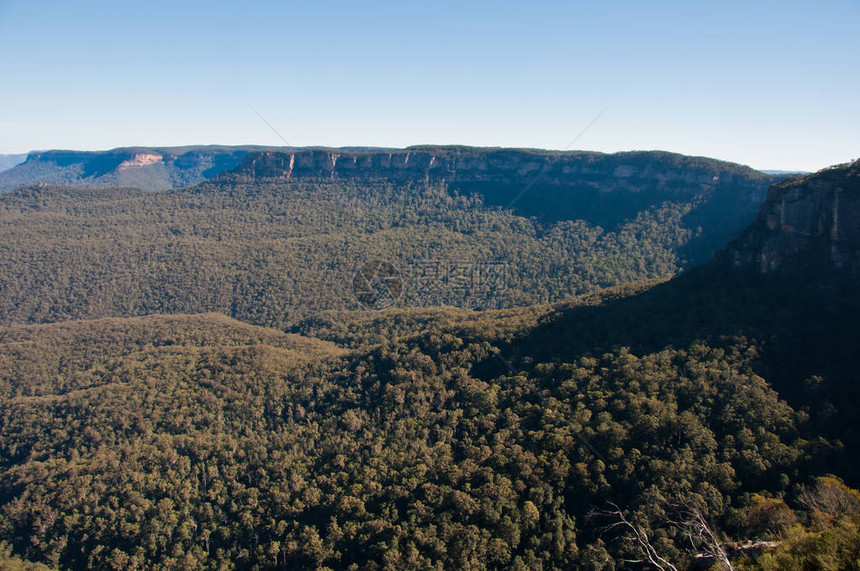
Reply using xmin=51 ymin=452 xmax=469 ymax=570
xmin=589 ymin=502 xmax=679 ymax=571
xmin=668 ymin=504 xmax=734 ymax=571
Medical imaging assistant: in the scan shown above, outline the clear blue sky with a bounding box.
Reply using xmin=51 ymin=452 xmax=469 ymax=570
xmin=0 ymin=0 xmax=857 ymax=171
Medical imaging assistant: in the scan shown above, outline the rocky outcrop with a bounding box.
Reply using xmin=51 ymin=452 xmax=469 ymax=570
xmin=729 ymin=159 xmax=860 ymax=272
xmin=118 ymin=153 xmax=164 ymax=168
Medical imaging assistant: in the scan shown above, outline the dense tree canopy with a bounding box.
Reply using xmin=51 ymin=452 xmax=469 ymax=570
xmin=0 ymin=163 xmax=856 ymax=569
xmin=0 ymin=176 xmax=741 ymax=329
xmin=0 ymin=262 xmax=857 ymax=569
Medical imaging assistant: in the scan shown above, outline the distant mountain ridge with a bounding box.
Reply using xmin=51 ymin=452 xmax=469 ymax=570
xmin=235 ymin=145 xmax=766 ymax=184
xmin=760 ymin=169 xmax=810 ymax=176
xmin=0 ymin=145 xmax=295 ymax=192
xmin=0 ymin=153 xmax=27 ymax=173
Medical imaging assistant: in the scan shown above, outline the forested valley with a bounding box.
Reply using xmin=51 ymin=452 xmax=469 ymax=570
xmin=0 ymin=148 xmax=773 ymax=330
xmin=0 ymin=159 xmax=858 ymax=570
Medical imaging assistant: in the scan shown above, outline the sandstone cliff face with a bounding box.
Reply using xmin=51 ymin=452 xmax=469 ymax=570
xmin=118 ymin=153 xmax=164 ymax=168
xmin=233 ymin=147 xmax=760 ymax=196
xmin=730 ymin=159 xmax=860 ymax=272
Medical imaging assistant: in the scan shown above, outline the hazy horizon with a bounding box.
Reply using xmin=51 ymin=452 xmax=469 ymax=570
xmin=0 ymin=142 xmax=837 ymax=174
xmin=1 ymin=0 xmax=858 ymax=172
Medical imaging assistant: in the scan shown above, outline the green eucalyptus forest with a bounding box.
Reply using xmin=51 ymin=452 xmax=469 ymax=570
xmin=0 ymin=153 xmax=858 ymax=570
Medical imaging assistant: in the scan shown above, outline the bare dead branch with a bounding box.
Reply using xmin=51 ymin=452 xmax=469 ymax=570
xmin=589 ymin=502 xmax=680 ymax=571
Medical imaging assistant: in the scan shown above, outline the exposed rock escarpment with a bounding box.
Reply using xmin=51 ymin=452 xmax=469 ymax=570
xmin=118 ymin=152 xmax=164 ymax=168
xmin=729 ymin=159 xmax=860 ymax=272
xmin=233 ymin=146 xmax=763 ymax=194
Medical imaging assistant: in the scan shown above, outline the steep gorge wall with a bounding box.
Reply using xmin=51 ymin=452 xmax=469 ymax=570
xmin=729 ymin=159 xmax=860 ymax=272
